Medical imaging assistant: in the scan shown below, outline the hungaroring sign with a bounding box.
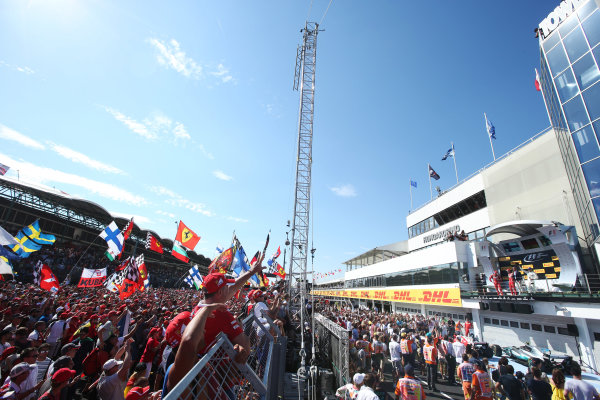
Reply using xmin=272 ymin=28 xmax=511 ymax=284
xmin=312 ymin=287 xmax=462 ymax=307
xmin=78 ymin=268 xmax=107 ymax=287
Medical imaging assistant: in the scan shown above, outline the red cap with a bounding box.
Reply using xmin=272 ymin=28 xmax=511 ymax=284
xmin=203 ymin=273 xmax=235 ymax=294
xmin=108 ymin=311 xmax=119 ymax=317
xmin=52 ymin=368 xmax=75 ymax=383
xmin=0 ymin=346 xmax=16 ymax=361
xmin=247 ymin=290 xmax=256 ymax=299
xmin=149 ymin=327 xmax=160 ymax=337
xmin=126 ymin=386 xmax=150 ymax=400
xmin=90 ymin=314 xmax=99 ymax=320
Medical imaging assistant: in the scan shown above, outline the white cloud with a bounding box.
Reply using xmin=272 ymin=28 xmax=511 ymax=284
xmin=172 ymin=122 xmax=191 ymax=140
xmin=210 ymin=63 xmax=233 ymax=83
xmin=102 ymin=106 xmax=193 ymax=144
xmin=149 ymin=185 xmax=178 ymax=198
xmin=155 ymin=210 xmax=175 ymax=219
xmin=150 ymin=185 xmax=214 ymax=217
xmin=148 ymin=38 xmax=203 ymax=79
xmin=213 ymin=170 xmax=233 ymax=181
xmin=103 ymin=107 xmax=155 ymax=140
xmin=330 ymin=184 xmax=357 ymax=197
xmin=147 ymin=38 xmax=234 ymax=84
xmin=0 ymin=153 xmax=147 ymax=206
xmin=110 ymin=211 xmax=151 ymax=225
xmin=0 ymin=61 xmax=35 ymax=75
xmin=48 ymin=142 xmax=124 ymax=174
xmin=0 ymin=124 xmax=45 ymax=150
xmin=227 ymin=216 xmax=248 ymax=223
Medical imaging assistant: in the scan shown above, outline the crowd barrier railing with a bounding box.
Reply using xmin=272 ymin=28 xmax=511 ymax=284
xmin=164 ymin=313 xmax=287 ymax=400
xmin=163 ymin=332 xmax=267 ymax=400
xmin=314 ymin=313 xmax=350 ymax=389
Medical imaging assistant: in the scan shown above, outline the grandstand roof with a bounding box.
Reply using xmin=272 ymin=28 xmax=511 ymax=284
xmin=343 ymin=240 xmax=408 ymax=267
xmin=0 ymin=176 xmax=168 ymax=243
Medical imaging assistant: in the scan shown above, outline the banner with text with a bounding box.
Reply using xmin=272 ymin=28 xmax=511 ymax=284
xmin=78 ymin=268 xmax=107 ymax=288
xmin=312 ymin=287 xmax=462 ymax=307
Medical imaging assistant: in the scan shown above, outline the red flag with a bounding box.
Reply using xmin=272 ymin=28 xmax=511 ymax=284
xmin=119 ymin=279 xmax=138 ymax=300
xmin=39 ymin=265 xmax=60 ymax=292
xmin=175 ymin=221 xmax=201 ymax=251
xmin=116 ymin=257 xmax=130 ymax=272
xmin=274 ymin=263 xmax=286 ymax=279
xmin=145 ymin=233 xmax=164 ymax=254
xmin=77 ymin=268 xmax=107 ymax=288
xmin=208 ymin=246 xmax=236 ymax=274
xmin=535 ymin=68 xmax=541 ymax=92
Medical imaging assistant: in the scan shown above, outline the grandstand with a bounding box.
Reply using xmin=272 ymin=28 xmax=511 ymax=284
xmin=0 ymin=175 xmax=210 ymax=285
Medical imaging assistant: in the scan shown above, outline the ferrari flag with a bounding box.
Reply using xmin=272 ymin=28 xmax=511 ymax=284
xmin=175 ymin=221 xmax=201 ymax=251
xmin=145 ymin=233 xmax=164 ymax=254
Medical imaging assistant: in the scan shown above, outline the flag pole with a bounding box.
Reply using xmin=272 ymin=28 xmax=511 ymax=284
xmin=409 ymin=180 xmax=413 ymax=210
xmin=485 ymin=113 xmax=496 ymax=161
xmin=64 ymin=235 xmax=100 ymax=285
xmin=451 ymin=142 xmax=459 ymax=184
xmin=428 ymin=164 xmax=433 ymax=200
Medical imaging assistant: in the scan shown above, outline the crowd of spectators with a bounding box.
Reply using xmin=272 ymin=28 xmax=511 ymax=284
xmin=0 ymin=240 xmax=291 ymax=399
xmin=317 ymin=303 xmax=598 ymax=400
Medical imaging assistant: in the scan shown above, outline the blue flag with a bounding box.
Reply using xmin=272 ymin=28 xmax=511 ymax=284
xmin=22 ymin=220 xmax=56 ymax=245
xmin=485 ymin=114 xmax=496 ymax=140
xmin=12 ymin=231 xmax=43 ymax=258
xmin=232 ymin=245 xmax=251 ymax=278
xmin=410 ymin=180 xmax=417 ymax=188
xmin=0 ymin=246 xmax=19 ymax=262
xmin=441 ymin=148 xmax=454 ymax=161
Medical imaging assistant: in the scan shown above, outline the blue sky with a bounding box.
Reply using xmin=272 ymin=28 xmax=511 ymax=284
xmin=0 ymin=1 xmax=561 ymax=280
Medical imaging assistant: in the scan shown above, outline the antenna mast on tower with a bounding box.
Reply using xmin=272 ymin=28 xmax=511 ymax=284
xmin=289 ymin=21 xmax=319 ymax=394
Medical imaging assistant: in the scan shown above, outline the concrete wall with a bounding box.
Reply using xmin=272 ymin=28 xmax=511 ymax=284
xmin=481 ymin=131 xmax=583 ymax=243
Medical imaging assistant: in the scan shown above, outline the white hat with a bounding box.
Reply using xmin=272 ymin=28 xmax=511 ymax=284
xmin=102 ymin=359 xmax=123 ymax=371
xmin=353 ymin=373 xmax=365 ymax=385
xmin=10 ymin=362 xmax=33 ymax=378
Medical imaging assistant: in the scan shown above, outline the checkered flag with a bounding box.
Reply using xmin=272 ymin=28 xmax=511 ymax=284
xmin=105 ymin=270 xmax=125 ymax=292
xmin=126 ymin=258 xmax=140 ymax=282
xmin=33 ymin=261 xmax=43 ymax=285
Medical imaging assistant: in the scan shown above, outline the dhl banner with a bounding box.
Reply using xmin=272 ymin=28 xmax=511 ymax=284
xmin=312 ymin=287 xmax=462 ymax=307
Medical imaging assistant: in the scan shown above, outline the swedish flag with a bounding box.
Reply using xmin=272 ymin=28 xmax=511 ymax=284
xmin=12 ymin=231 xmax=42 ymax=258
xmin=23 ymin=220 xmax=56 ymax=245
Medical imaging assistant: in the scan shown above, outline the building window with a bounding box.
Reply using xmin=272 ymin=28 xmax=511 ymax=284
xmin=492 ymin=319 xmax=499 ymax=325
xmin=521 ymin=322 xmax=530 ymax=330
xmin=557 ymin=327 xmax=570 ymax=335
xmin=532 ymin=324 xmax=543 ymax=331
xmin=544 ymin=325 xmax=557 ymax=333
xmin=484 ymin=318 xmax=491 ymax=324
xmin=594 ymin=332 xmax=600 ymax=341
xmin=563 ymin=26 xmax=589 ymax=63
xmin=547 ymin=43 xmax=570 ymax=77
xmin=582 ymin=158 xmax=600 ymax=197
xmin=501 ymin=320 xmax=509 ymax=327
xmin=583 ymin=81 xmax=600 ymax=121
xmin=510 ymin=321 xmax=519 ymax=328
xmin=572 ymin=126 xmax=600 ymax=163
xmin=563 ymin=94 xmax=591 ymax=132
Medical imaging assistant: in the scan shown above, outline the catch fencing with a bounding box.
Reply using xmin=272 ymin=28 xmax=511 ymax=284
xmin=314 ymin=313 xmax=350 ymax=388
xmin=164 ymin=312 xmax=286 ymax=400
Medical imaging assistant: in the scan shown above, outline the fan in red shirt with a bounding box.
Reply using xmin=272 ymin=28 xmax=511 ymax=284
xmin=140 ymin=327 xmax=162 ymax=378
xmin=164 ymin=258 xmax=265 ymax=396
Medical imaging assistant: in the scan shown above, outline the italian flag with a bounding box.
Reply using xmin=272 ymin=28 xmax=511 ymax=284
xmin=172 ymin=240 xmax=189 ymax=263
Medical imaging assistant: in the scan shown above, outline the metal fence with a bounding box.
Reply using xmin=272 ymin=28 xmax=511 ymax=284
xmin=314 ymin=313 xmax=350 ymax=388
xmin=165 ymin=313 xmax=286 ymax=400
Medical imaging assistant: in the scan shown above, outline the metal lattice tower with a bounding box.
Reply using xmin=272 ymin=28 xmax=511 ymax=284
xmin=288 ymin=21 xmax=319 ymax=394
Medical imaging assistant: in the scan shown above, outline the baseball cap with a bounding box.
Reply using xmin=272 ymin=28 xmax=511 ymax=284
xmin=52 ymin=368 xmax=75 ymax=383
xmin=353 ymin=373 xmax=365 ymax=385
xmin=203 ymin=273 xmax=235 ymax=294
xmin=61 ymin=343 xmax=80 ymax=355
xmin=103 ymin=359 xmax=123 ymax=371
xmin=10 ymin=362 xmax=33 ymax=378
xmin=253 ymin=291 xmax=264 ymax=300
xmin=126 ymin=386 xmax=150 ymax=400
xmin=108 ymin=310 xmax=119 ymax=318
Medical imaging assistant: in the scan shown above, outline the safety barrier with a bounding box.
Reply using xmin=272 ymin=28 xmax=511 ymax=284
xmin=314 ymin=313 xmax=350 ymax=388
xmin=164 ymin=313 xmax=286 ymax=400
